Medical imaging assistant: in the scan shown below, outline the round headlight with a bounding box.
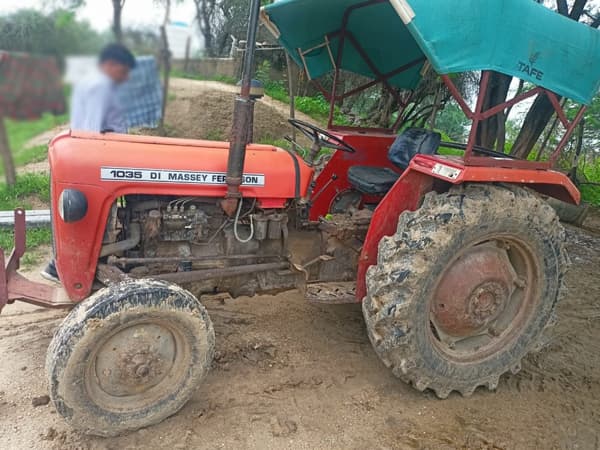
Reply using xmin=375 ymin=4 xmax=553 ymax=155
xmin=58 ymin=189 xmax=88 ymax=223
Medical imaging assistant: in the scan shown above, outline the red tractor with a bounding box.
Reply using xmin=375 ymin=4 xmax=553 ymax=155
xmin=1 ymin=0 xmax=599 ymax=437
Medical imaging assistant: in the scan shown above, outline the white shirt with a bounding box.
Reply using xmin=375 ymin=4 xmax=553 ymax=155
xmin=70 ymin=70 xmax=126 ymax=133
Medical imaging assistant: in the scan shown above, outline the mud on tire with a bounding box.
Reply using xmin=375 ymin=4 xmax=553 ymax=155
xmin=362 ymin=184 xmax=567 ymax=398
xmin=46 ymin=279 xmax=215 ymax=437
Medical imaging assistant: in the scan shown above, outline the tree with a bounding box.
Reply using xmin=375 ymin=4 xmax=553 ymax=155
xmin=0 ymin=9 xmax=105 ymax=69
xmin=435 ymin=102 xmax=470 ymax=142
xmin=194 ymin=0 xmax=218 ymax=56
xmin=0 ymin=9 xmax=102 ymax=185
xmin=112 ymin=0 xmax=126 ymax=43
xmin=511 ymin=0 xmax=599 ymax=158
xmin=45 ymin=0 xmax=86 ymax=9
xmin=193 ymin=0 xmax=272 ymax=57
xmin=477 ymin=0 xmax=600 ymax=158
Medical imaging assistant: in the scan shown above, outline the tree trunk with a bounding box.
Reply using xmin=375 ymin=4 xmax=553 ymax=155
xmin=475 ymin=72 xmax=512 ymax=149
xmin=195 ymin=0 xmax=216 ymax=57
xmin=428 ymin=84 xmax=443 ymax=130
xmin=183 ymin=36 xmax=191 ymax=72
xmin=0 ymin=117 xmax=16 ymax=187
xmin=285 ymin=52 xmax=297 ymax=143
xmin=112 ymin=0 xmax=124 ymax=43
xmin=159 ymin=0 xmax=171 ymax=133
xmin=511 ymin=92 xmax=561 ymax=159
xmin=536 ymin=114 xmax=560 ymax=161
xmin=366 ymin=87 xmax=398 ymax=128
xmin=568 ymin=119 xmax=585 ymax=180
xmin=511 ymin=0 xmax=590 ymax=159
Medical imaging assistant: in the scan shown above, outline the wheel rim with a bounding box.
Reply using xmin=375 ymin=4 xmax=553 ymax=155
xmin=429 ymin=235 xmax=541 ymax=364
xmin=85 ymin=319 xmax=192 ymax=412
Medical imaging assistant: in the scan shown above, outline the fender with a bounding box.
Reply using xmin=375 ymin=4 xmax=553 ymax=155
xmin=355 ymin=154 xmax=579 ymax=300
xmin=50 ymin=131 xmax=313 ymax=301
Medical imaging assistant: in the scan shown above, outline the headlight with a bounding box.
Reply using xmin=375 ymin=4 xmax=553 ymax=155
xmin=58 ymin=189 xmax=88 ymax=223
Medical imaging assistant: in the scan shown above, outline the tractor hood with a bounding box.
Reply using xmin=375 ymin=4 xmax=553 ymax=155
xmin=47 ymin=130 xmax=313 ymax=302
xmin=49 ymin=130 xmax=313 ymax=208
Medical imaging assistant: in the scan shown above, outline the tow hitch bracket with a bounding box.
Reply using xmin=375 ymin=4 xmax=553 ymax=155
xmin=0 ymin=209 xmax=72 ymax=313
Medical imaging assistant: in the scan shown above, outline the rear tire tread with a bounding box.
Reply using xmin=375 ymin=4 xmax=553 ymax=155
xmin=363 ymin=183 xmax=567 ymax=398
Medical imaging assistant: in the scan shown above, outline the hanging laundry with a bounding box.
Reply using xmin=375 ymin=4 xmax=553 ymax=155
xmin=0 ymin=51 xmax=66 ymax=120
xmin=118 ymin=56 xmax=163 ymax=129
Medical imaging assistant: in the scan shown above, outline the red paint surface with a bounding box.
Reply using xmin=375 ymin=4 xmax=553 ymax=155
xmin=308 ymin=130 xmax=398 ymax=221
xmin=49 ymin=131 xmax=314 ymax=302
xmin=355 ymin=153 xmax=579 ymax=300
xmin=48 ymin=131 xmax=579 ymax=305
xmin=356 ymin=170 xmax=433 ymax=300
xmin=410 ymin=154 xmax=580 ymax=204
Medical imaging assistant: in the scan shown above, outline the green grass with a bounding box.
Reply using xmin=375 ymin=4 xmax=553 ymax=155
xmin=0 ymin=173 xmax=52 ymax=261
xmin=170 ymin=69 xmax=237 ymax=85
xmin=263 ymin=81 xmax=350 ymax=126
xmin=14 ymin=145 xmax=49 ymax=167
xmin=580 ymin=160 xmax=600 ymax=206
xmin=3 ymin=114 xmax=65 ymax=175
xmin=0 ymin=227 xmax=52 ymax=267
xmin=0 ymin=226 xmax=52 ymax=253
xmin=203 ymin=129 xmax=225 ymax=141
xmin=171 ymin=69 xmax=352 ymax=125
xmin=580 ymin=185 xmax=600 ymax=206
xmin=0 ymin=173 xmax=50 ymax=209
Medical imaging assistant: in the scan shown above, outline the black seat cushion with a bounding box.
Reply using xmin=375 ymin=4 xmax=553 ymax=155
xmin=347 ymin=128 xmax=440 ymax=196
xmin=347 ymin=166 xmax=400 ymax=195
xmin=388 ymin=128 xmax=441 ymax=171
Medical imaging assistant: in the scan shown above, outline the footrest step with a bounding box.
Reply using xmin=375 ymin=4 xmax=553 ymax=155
xmin=305 ymin=281 xmax=357 ymax=304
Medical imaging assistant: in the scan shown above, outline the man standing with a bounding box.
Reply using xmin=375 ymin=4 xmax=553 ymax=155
xmin=70 ymin=43 xmax=136 ymax=133
xmin=41 ymin=43 xmax=136 ymax=282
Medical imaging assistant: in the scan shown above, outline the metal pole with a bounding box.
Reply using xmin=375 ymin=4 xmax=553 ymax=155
xmin=222 ymin=0 xmax=261 ymax=216
xmin=285 ymin=52 xmax=297 ymax=144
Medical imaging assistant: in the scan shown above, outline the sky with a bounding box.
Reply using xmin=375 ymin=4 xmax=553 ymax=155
xmin=0 ymin=0 xmax=203 ymax=56
xmin=0 ymin=0 xmax=198 ymax=32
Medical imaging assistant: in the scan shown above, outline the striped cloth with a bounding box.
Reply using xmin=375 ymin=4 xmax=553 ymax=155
xmin=118 ymin=56 xmax=163 ymax=129
xmin=0 ymin=51 xmax=66 ymax=120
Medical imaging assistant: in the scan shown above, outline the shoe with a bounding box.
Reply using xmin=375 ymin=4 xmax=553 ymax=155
xmin=40 ymin=260 xmax=60 ymax=283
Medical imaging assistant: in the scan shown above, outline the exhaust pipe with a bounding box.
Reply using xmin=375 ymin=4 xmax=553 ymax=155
xmin=221 ymin=0 xmax=262 ymax=217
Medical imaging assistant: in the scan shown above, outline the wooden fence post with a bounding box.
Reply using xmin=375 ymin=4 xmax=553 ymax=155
xmin=0 ymin=117 xmax=16 ymax=186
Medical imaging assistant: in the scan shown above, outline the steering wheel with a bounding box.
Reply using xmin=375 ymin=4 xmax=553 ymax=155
xmin=288 ymin=119 xmax=357 ymax=153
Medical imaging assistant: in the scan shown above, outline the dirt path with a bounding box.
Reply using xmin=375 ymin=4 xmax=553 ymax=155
xmin=168 ymin=78 xmax=319 ymax=126
xmin=1 ymin=212 xmax=599 ymax=450
xmin=161 ymin=78 xmax=319 ymax=144
xmin=2 ymin=79 xmax=599 ymax=448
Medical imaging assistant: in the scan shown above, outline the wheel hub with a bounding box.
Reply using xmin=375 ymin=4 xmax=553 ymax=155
xmin=432 ymin=243 xmax=518 ymax=338
xmin=467 ymin=281 xmax=508 ymax=327
xmin=94 ymin=323 xmax=176 ymax=397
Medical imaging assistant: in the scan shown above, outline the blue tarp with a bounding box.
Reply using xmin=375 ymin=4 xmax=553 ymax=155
xmin=118 ymin=56 xmax=163 ymax=129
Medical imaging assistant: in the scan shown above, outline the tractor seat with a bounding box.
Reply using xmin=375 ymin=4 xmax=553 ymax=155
xmin=347 ymin=128 xmax=441 ymax=195
xmin=347 ymin=166 xmax=400 ymax=195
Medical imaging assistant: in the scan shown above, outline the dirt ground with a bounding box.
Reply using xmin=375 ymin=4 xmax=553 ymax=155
xmin=159 ymin=78 xmax=317 ymax=143
xmin=2 ymin=78 xmax=600 ymax=449
xmin=0 ymin=208 xmax=599 ymax=450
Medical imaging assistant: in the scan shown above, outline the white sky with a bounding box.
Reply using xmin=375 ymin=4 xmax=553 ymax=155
xmin=0 ymin=0 xmax=198 ymax=32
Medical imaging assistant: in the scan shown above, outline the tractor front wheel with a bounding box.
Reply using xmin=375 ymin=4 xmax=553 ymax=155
xmin=363 ymin=184 xmax=567 ymax=398
xmin=46 ymin=280 xmax=215 ymax=436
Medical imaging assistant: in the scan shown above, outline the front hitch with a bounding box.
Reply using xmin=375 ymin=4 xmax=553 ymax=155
xmin=0 ymin=209 xmax=72 ymax=313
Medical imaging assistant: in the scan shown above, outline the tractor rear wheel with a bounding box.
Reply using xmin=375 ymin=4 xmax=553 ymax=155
xmin=362 ymin=184 xmax=567 ymax=398
xmin=46 ymin=280 xmax=215 ymax=436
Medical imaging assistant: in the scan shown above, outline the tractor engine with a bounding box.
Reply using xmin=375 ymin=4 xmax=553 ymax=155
xmin=103 ymin=195 xmax=295 ymax=296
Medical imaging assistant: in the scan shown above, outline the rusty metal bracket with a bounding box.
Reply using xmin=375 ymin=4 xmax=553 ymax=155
xmin=0 ymin=209 xmax=71 ymax=313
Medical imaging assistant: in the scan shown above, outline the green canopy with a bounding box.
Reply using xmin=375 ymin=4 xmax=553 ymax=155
xmin=262 ymin=0 xmax=600 ymax=104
